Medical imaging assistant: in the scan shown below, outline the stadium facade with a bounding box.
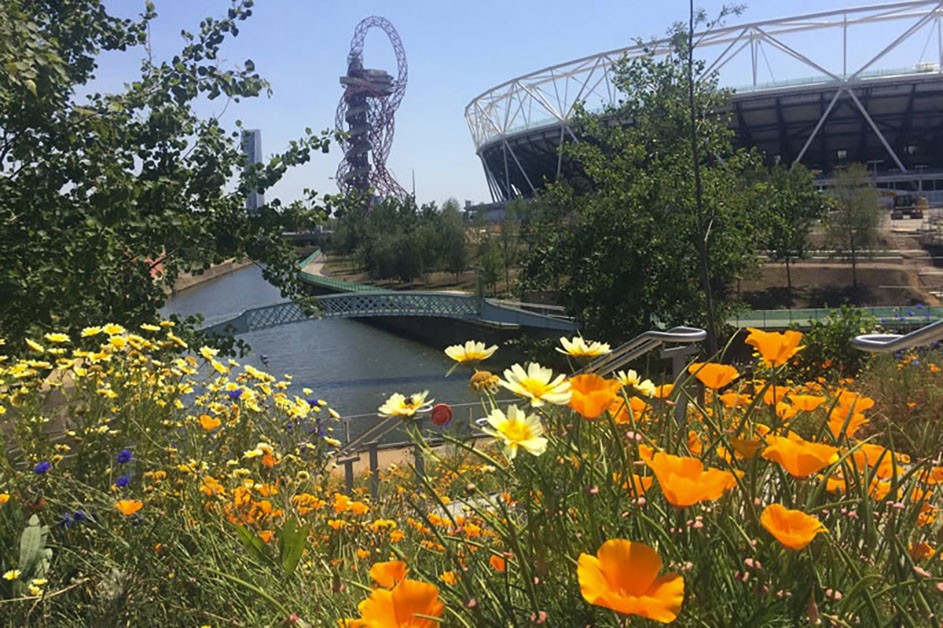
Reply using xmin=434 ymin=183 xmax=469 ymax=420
xmin=465 ymin=2 xmax=943 ymax=203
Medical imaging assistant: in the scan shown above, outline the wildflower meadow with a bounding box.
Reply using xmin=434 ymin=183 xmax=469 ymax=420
xmin=2 ymin=322 xmax=943 ymax=625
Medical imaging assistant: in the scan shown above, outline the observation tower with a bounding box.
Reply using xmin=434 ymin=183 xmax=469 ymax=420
xmin=336 ymin=16 xmax=408 ymax=201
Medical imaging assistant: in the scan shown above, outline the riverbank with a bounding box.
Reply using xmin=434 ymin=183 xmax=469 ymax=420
xmin=172 ymin=259 xmax=255 ymax=293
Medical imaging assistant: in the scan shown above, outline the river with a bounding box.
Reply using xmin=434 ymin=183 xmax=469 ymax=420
xmin=161 ymin=265 xmax=486 ymax=442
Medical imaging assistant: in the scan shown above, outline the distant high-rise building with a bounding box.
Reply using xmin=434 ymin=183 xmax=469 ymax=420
xmin=241 ymin=129 xmax=264 ymax=213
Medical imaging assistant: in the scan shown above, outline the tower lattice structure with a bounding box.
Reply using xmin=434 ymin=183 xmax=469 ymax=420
xmin=335 ymin=16 xmax=408 ymax=201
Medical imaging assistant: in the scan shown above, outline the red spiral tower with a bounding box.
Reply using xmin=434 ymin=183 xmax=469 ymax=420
xmin=336 ymin=16 xmax=408 ymax=201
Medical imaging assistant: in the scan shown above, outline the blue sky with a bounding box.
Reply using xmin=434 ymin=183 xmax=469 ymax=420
xmin=96 ymin=1 xmax=941 ymax=207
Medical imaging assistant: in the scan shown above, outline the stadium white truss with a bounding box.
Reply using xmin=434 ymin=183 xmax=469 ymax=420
xmin=465 ymin=2 xmax=943 ymax=200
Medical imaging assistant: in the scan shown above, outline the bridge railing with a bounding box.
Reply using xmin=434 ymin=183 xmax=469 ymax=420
xmin=730 ymin=306 xmax=943 ymax=329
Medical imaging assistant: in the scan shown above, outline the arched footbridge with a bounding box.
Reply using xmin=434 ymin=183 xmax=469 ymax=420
xmin=200 ymin=291 xmax=579 ymax=336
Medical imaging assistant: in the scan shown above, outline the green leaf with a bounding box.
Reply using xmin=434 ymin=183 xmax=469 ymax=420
xmin=276 ymin=517 xmax=307 ymax=578
xmin=232 ymin=523 xmax=273 ymax=568
xmin=18 ymin=515 xmax=52 ymax=579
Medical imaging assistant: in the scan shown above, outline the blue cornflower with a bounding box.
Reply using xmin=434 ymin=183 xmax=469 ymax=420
xmin=72 ymin=510 xmax=89 ymax=523
xmin=114 ymin=475 xmax=131 ymax=489
xmin=116 ymin=449 xmax=132 ymax=464
xmin=33 ymin=461 xmax=51 ymax=474
xmin=228 ymin=388 xmax=243 ymax=401
xmin=306 ymin=398 xmax=318 ymax=407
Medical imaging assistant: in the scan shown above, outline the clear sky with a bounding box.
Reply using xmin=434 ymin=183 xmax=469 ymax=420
xmin=96 ymin=1 xmax=941 ymax=207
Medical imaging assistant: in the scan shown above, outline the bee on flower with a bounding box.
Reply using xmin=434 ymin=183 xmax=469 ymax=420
xmin=469 ymin=369 xmax=500 ymax=394
xmin=378 ymin=391 xmax=433 ymax=418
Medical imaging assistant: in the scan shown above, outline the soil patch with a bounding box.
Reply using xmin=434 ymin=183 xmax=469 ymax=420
xmin=740 ymin=263 xmax=932 ymax=309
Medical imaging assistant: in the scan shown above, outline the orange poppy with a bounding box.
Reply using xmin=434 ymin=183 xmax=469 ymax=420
xmin=849 ymin=443 xmax=899 ymax=480
xmin=638 ymin=444 xmax=656 ymax=462
xmin=646 ymin=452 xmax=738 ymax=507
xmin=775 ymin=402 xmax=799 ymax=422
xmin=686 ymin=430 xmax=703 ymax=457
xmin=745 ymin=328 xmax=805 ymax=368
xmin=370 ymin=560 xmax=408 ymax=588
xmin=114 ymin=499 xmax=143 ymax=516
xmin=568 ymin=374 xmax=620 ymax=420
xmin=719 ymin=391 xmax=752 ymax=408
xmin=653 ymin=384 xmax=674 ymax=399
xmin=688 ymin=362 xmax=739 ymax=390
xmin=788 ymin=394 xmax=827 ymax=412
xmin=760 ymin=503 xmax=827 ymax=550
xmin=199 ymin=414 xmax=222 ymax=431
xmin=761 ymin=434 xmax=838 ymax=478
xmin=827 ymin=412 xmax=869 ymax=440
xmin=610 ymin=396 xmax=650 ymax=424
xmin=347 ymin=578 xmax=444 ymax=627
xmin=577 ymin=539 xmax=684 ymax=623
xmin=760 ymin=385 xmax=791 ymax=406
xmin=489 ymin=555 xmax=507 ymax=573
xmin=909 ymin=542 xmax=936 ymax=561
xmin=822 ymin=474 xmax=846 ymax=494
xmin=620 ymin=473 xmax=653 ymax=495
xmin=832 ymin=390 xmax=875 ymax=414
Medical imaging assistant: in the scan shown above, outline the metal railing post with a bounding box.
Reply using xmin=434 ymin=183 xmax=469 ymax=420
xmin=413 ymin=442 xmax=425 ymax=489
xmin=662 ymin=345 xmax=700 ymax=425
xmin=367 ymin=441 xmax=380 ymax=501
xmin=337 ymin=456 xmax=359 ymax=495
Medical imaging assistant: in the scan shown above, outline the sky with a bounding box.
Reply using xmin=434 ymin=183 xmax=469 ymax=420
xmin=94 ymin=1 xmax=943 ymax=207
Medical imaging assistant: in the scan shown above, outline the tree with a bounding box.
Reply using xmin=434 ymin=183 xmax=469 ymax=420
xmin=496 ymin=199 xmax=525 ymax=293
xmin=0 ymin=0 xmax=337 ymax=346
xmin=826 ymin=164 xmax=881 ymax=289
xmin=520 ymin=21 xmax=766 ymax=344
xmin=760 ymin=164 xmax=829 ymax=293
xmin=477 ymin=239 xmax=502 ymax=297
xmin=440 ymin=200 xmax=468 ymax=280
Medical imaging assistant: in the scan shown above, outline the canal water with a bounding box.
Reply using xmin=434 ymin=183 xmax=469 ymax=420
xmin=161 ymin=265 xmax=487 ymax=442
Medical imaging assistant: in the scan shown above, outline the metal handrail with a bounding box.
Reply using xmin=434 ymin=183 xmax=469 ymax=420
xmin=335 ymin=417 xmax=404 ymax=457
xmin=852 ymin=319 xmax=943 ymax=353
xmin=582 ymin=326 xmax=708 ymax=375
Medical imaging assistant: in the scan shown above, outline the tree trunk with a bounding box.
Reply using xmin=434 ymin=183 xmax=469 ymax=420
xmin=850 ymin=233 xmax=858 ymax=288
xmin=785 ymin=256 xmax=793 ymax=293
xmin=688 ymin=0 xmax=717 ymax=354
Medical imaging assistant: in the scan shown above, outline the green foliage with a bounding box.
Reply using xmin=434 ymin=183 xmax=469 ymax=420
xmin=825 ymin=164 xmax=882 ymax=288
xmin=792 ymin=304 xmax=877 ymax=380
xmin=477 ymin=238 xmax=503 ymax=296
xmin=759 ymin=164 xmax=829 ymax=290
xmin=859 ymin=347 xmax=943 ymax=458
xmin=17 ymin=515 xmax=52 ymax=586
xmin=330 ymin=197 xmax=469 ymax=284
xmin=0 ymin=0 xmax=338 ymax=346
xmin=4 ymin=322 xmax=943 ymax=624
xmin=520 ymin=24 xmax=769 ymax=343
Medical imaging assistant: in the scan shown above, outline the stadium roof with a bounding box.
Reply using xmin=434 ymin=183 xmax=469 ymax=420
xmin=465 ymin=2 xmax=943 ymax=200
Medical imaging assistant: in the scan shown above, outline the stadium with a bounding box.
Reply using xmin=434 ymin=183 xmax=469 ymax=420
xmin=464 ymin=2 xmax=943 ymax=204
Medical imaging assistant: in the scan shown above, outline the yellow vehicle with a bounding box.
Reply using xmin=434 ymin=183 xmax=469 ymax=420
xmin=891 ymin=194 xmax=928 ymax=219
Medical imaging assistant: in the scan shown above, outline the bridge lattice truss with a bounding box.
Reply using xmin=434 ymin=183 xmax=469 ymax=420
xmin=465 ymin=1 xmax=943 ymax=199
xmin=202 ymin=291 xmax=577 ymax=336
